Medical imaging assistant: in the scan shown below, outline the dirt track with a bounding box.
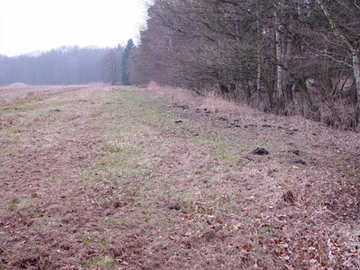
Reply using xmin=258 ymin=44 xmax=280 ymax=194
xmin=0 ymin=85 xmax=359 ymax=269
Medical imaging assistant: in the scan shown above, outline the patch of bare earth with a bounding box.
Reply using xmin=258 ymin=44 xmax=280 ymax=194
xmin=0 ymin=84 xmax=359 ymax=269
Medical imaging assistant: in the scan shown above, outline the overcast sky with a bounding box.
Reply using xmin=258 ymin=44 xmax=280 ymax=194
xmin=0 ymin=0 xmax=149 ymax=57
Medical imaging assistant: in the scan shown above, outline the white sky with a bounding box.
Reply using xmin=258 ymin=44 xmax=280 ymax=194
xmin=0 ymin=0 xmax=149 ymax=57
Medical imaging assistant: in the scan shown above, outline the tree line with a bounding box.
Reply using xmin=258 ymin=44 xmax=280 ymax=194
xmin=1 ymin=0 xmax=359 ymax=130
xmin=0 ymin=40 xmax=134 ymax=86
xmin=132 ymin=0 xmax=360 ymax=130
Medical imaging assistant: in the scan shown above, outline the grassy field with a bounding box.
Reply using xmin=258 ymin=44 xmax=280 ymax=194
xmin=0 ymin=84 xmax=359 ymax=269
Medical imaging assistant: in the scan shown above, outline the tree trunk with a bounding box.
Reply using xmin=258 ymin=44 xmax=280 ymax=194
xmin=256 ymin=3 xmax=261 ymax=94
xmin=352 ymin=51 xmax=360 ymax=100
xmin=274 ymin=6 xmax=283 ymax=107
xmin=352 ymin=50 xmax=360 ymax=124
xmin=255 ymin=1 xmax=262 ymax=108
xmin=283 ymin=32 xmax=293 ymax=105
xmin=316 ymin=0 xmax=360 ymax=122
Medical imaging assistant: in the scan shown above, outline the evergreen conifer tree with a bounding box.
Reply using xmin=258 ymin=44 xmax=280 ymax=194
xmin=121 ymin=39 xmax=134 ymax=85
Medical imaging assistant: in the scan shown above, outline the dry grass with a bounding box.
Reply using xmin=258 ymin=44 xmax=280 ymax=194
xmin=0 ymin=85 xmax=88 ymax=106
xmin=146 ymin=81 xmax=202 ymax=106
xmin=146 ymin=81 xmax=262 ymax=122
xmin=0 ymin=84 xmax=359 ymax=269
xmin=145 ymin=82 xmax=360 ymax=268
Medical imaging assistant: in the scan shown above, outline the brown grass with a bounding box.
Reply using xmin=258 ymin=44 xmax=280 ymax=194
xmin=146 ymin=81 xmax=202 ymax=106
xmin=145 ymin=82 xmax=360 ymax=268
xmin=0 ymin=84 xmax=359 ymax=269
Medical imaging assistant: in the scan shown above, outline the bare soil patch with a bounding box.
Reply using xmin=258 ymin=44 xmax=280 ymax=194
xmin=0 ymin=85 xmax=359 ymax=269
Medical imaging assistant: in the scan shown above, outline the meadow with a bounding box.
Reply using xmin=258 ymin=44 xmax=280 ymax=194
xmin=0 ymin=84 xmax=359 ymax=269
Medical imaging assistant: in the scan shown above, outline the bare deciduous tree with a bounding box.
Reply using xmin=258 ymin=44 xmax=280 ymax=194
xmin=134 ymin=0 xmax=360 ymax=130
xmin=100 ymin=47 xmax=123 ymax=85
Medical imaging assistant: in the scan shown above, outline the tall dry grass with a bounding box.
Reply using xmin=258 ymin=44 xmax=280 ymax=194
xmin=146 ymin=81 xmax=260 ymax=119
xmin=146 ymin=81 xmax=360 ymax=132
xmin=145 ymin=82 xmax=360 ymax=156
xmin=146 ymin=81 xmax=202 ymax=106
